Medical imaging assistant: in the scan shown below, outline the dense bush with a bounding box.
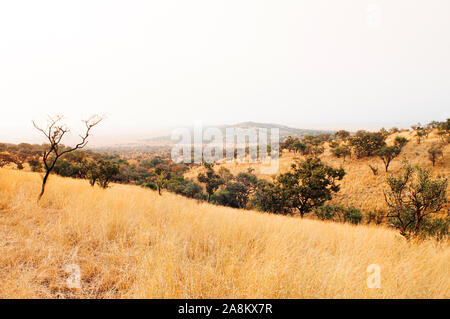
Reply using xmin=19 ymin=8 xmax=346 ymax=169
xmin=166 ymin=175 xmax=204 ymax=199
xmin=343 ymin=206 xmax=363 ymax=224
xmin=53 ymin=160 xmax=84 ymax=178
xmin=252 ymin=180 xmax=290 ymax=214
xmin=314 ymin=204 xmax=362 ymax=224
xmin=27 ymin=158 xmax=42 ymax=172
xmin=143 ymin=182 xmax=157 ymax=190
xmin=314 ymin=204 xmax=340 ymax=220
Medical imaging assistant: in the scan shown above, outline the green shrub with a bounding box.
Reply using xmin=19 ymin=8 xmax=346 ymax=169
xmin=420 ymin=217 xmax=449 ymax=241
xmin=344 ymin=207 xmax=363 ymax=224
xmin=315 ymin=204 xmax=362 ymax=224
xmin=314 ymin=204 xmax=343 ymax=220
xmin=182 ymin=181 xmax=204 ymax=199
xmin=143 ymin=182 xmax=157 ymax=190
xmin=28 ymin=158 xmax=42 ymax=172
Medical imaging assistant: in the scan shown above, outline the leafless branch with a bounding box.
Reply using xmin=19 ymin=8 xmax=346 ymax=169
xmin=32 ymin=114 xmax=104 ymax=200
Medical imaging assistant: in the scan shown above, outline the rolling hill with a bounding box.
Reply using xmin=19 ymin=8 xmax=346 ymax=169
xmin=0 ymin=166 xmax=448 ymax=298
xmin=185 ymin=130 xmax=449 ymax=214
xmin=142 ymin=121 xmax=334 ymax=145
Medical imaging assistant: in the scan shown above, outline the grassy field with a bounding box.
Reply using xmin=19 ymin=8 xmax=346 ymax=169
xmin=0 ymin=168 xmax=448 ymax=298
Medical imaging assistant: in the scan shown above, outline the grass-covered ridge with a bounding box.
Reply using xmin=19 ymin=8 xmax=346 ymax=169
xmin=0 ymin=168 xmax=448 ymax=298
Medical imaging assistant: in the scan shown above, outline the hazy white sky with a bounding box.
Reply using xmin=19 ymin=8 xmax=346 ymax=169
xmin=0 ymin=0 xmax=449 ymax=144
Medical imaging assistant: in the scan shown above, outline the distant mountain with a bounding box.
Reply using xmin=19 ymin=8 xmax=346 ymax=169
xmin=142 ymin=122 xmax=334 ymax=144
xmin=92 ymin=122 xmax=334 ymax=152
xmin=224 ymin=122 xmax=333 ymax=140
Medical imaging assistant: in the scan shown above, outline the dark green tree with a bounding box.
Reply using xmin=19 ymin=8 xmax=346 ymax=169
xmin=197 ymin=163 xmax=224 ymax=201
xmin=377 ymin=145 xmax=401 ymax=172
xmin=212 ymin=171 xmax=258 ymax=209
xmin=350 ymin=132 xmax=386 ymax=158
xmin=274 ymin=158 xmax=345 ymax=217
xmin=252 ymin=180 xmax=290 ymax=214
xmin=292 ymin=140 xmax=306 ymax=154
xmin=27 ymin=158 xmax=43 ymax=172
xmin=334 ymin=130 xmax=350 ymax=140
xmin=84 ymin=161 xmax=100 ymax=186
xmin=96 ymin=160 xmax=119 ymax=188
xmin=150 ymin=165 xmax=171 ymax=195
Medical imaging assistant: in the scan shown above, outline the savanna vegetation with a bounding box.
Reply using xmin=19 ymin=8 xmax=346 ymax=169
xmin=0 ymin=118 xmax=448 ymax=298
xmin=186 ymin=119 xmax=449 ymax=241
xmin=0 ymin=168 xmax=448 ymax=298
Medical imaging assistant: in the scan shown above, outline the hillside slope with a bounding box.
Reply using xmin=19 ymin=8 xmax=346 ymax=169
xmin=0 ymin=168 xmax=448 ymax=298
xmin=185 ymin=130 xmax=449 ymax=213
xmin=143 ymin=121 xmax=333 ymax=145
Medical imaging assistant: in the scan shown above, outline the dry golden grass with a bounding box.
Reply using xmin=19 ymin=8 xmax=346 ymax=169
xmin=0 ymin=167 xmax=449 ymax=298
xmin=185 ymin=130 xmax=449 ymax=213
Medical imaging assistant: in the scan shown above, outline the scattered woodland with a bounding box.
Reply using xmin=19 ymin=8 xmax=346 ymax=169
xmin=0 ymin=118 xmax=448 ymax=298
xmin=2 ymin=118 xmax=447 ymax=241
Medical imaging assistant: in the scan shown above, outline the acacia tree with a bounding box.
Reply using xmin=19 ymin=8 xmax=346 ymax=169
xmin=281 ymin=136 xmax=296 ymax=152
xmin=197 ymin=162 xmax=224 ymax=201
xmin=384 ymin=161 xmax=448 ymax=239
xmin=377 ymin=145 xmax=401 ymax=172
xmin=83 ymin=160 xmax=119 ymax=188
xmin=349 ymin=132 xmax=386 ymax=158
xmin=415 ymin=129 xmax=427 ymax=144
xmin=33 ymin=115 xmax=103 ymax=200
xmin=292 ymin=140 xmax=306 ymax=154
xmin=149 ymin=165 xmax=171 ymax=195
xmin=331 ymin=145 xmax=351 ymax=163
xmin=96 ymin=160 xmax=119 ymax=188
xmin=411 ymin=124 xmax=429 ymax=144
xmin=84 ymin=161 xmax=100 ymax=186
xmin=427 ymin=145 xmax=443 ymax=166
xmin=276 ymin=157 xmax=345 ymax=217
xmin=334 ymin=130 xmax=350 ymax=140
xmin=211 ymin=170 xmax=259 ymax=209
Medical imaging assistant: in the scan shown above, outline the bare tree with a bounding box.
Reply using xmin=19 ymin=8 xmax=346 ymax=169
xmin=32 ymin=115 xmax=103 ymax=200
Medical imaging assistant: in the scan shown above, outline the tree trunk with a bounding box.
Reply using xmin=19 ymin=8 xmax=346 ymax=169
xmin=38 ymin=171 xmax=50 ymax=201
